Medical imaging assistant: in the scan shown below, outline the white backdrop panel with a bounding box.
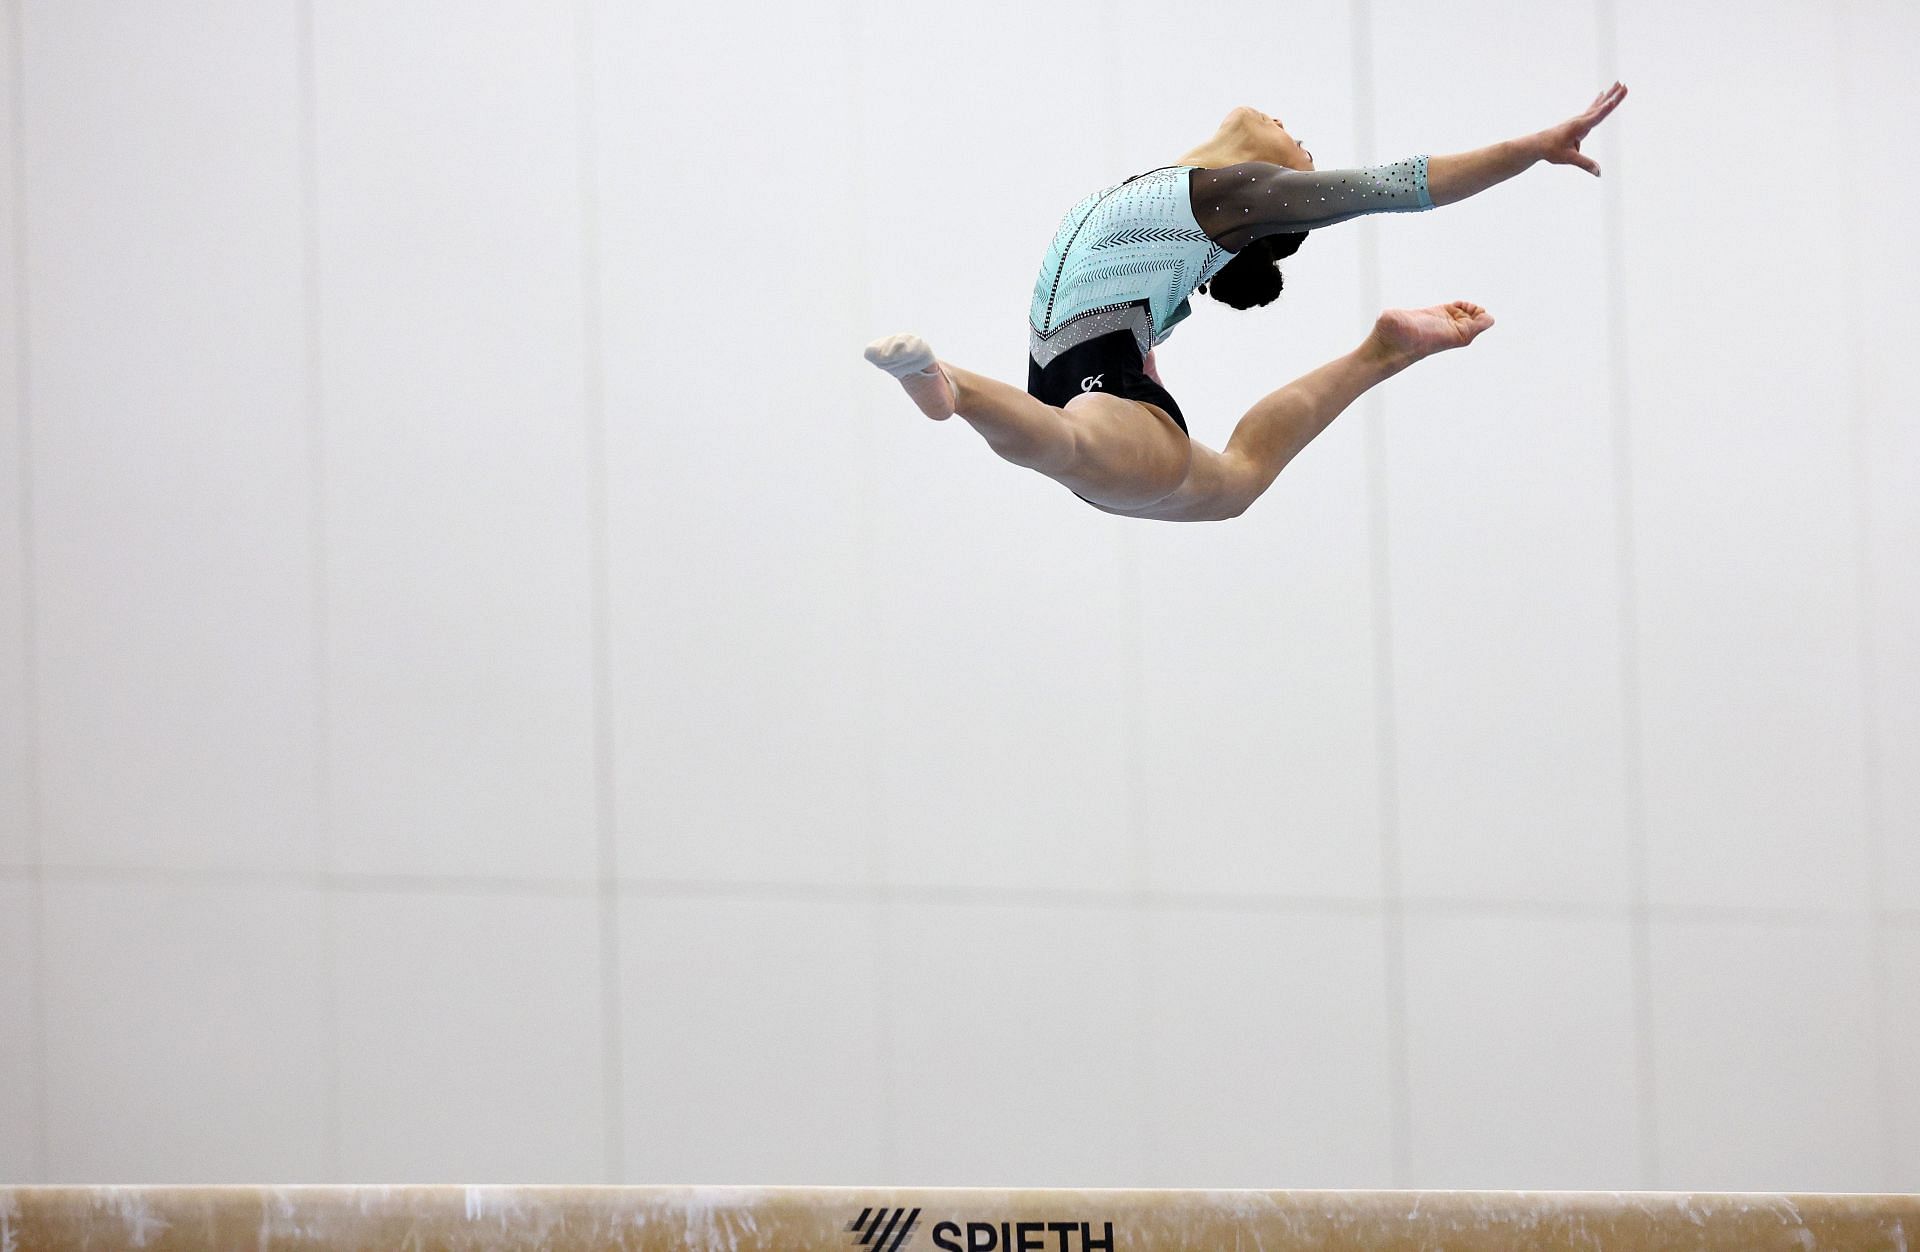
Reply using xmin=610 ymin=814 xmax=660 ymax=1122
xmin=1840 ymin=0 xmax=1920 ymax=905
xmin=314 ymin=0 xmax=599 ymax=881
xmin=620 ymin=895 xmax=886 ymax=1183
xmin=1142 ymin=905 xmax=1395 ymax=1186
xmin=1372 ymin=0 xmax=1630 ymax=907
xmin=1648 ymin=917 xmax=1880 ymax=1189
xmin=332 ymin=890 xmax=607 ymax=1181
xmin=1616 ymin=0 xmax=1868 ymax=911
xmin=39 ymin=880 xmax=330 ymax=1182
xmin=1400 ymin=911 xmax=1641 ymax=1188
xmin=597 ymin=0 xmax=875 ymax=888
xmin=886 ymin=899 xmax=1146 ymax=1184
xmin=0 ymin=881 xmax=41 ymax=1181
xmin=23 ymin=0 xmax=319 ymax=873
xmin=0 ymin=0 xmax=27 ymax=868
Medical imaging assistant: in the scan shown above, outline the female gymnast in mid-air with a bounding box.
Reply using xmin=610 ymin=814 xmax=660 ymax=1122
xmin=864 ymin=82 xmax=1628 ymax=521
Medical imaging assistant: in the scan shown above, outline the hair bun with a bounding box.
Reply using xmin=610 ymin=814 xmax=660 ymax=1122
xmin=1198 ymin=230 xmax=1309 ymax=311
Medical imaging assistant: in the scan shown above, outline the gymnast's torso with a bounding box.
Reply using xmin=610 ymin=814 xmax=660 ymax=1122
xmin=1026 ymin=157 xmax=1436 ymax=371
xmin=1027 ymin=165 xmax=1226 ymax=373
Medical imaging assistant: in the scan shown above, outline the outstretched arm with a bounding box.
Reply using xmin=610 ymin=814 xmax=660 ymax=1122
xmin=1191 ymin=156 xmax=1437 ymax=248
xmin=1427 ymin=81 xmax=1627 ymax=205
xmin=1193 ymin=82 xmax=1629 ymax=249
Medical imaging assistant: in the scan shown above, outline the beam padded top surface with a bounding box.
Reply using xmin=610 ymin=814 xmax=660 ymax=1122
xmin=2 ymin=1186 xmax=1916 ymax=1251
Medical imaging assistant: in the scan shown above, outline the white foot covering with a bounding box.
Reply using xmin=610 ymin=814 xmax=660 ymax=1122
xmin=864 ymin=332 xmax=957 ymax=419
xmin=863 ymin=332 xmax=942 ymax=379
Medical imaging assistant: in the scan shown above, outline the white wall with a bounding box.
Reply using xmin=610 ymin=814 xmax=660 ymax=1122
xmin=1 ymin=0 xmax=1915 ymax=1190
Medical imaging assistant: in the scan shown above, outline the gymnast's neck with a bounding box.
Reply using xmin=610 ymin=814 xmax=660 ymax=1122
xmin=1174 ymin=138 xmax=1250 ymax=169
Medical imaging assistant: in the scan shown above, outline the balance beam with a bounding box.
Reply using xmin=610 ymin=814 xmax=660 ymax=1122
xmin=2 ymin=1186 xmax=1916 ymax=1251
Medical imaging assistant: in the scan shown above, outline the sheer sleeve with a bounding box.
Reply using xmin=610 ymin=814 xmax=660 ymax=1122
xmin=1190 ymin=156 xmax=1433 ymax=249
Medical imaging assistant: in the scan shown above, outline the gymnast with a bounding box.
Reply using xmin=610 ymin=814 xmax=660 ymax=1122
xmin=864 ymin=82 xmax=1627 ymax=520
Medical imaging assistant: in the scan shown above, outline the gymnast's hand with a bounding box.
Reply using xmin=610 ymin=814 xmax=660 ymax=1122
xmin=1533 ymin=81 xmax=1628 ymax=176
xmin=1426 ymin=81 xmax=1627 ymax=205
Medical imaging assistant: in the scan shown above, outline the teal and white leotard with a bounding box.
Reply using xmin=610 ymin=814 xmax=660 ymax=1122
xmin=1027 ymin=156 xmax=1435 ymax=369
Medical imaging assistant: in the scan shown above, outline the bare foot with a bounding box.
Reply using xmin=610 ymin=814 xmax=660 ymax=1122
xmin=864 ymin=332 xmax=958 ymax=420
xmin=1370 ymin=301 xmax=1496 ymax=364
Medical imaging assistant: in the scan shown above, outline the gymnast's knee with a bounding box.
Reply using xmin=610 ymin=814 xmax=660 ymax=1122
xmin=1205 ymin=473 xmax=1268 ymax=521
xmin=1189 ymin=493 xmax=1252 ymax=523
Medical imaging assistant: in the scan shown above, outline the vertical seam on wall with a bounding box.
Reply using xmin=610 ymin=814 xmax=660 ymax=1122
xmin=1593 ymin=0 xmax=1658 ymax=1189
xmin=1122 ymin=516 xmax=1156 ymax=1186
xmin=1829 ymin=1 xmax=1895 ymax=1191
xmin=1110 ymin=4 xmax=1152 ymax=1182
xmin=9 ymin=0 xmax=50 ymax=1183
xmin=293 ymin=0 xmax=341 ymax=1183
xmin=1349 ymin=0 xmax=1412 ymax=1188
xmin=574 ymin=0 xmax=626 ymax=1184
xmin=837 ymin=0 xmax=897 ymax=1181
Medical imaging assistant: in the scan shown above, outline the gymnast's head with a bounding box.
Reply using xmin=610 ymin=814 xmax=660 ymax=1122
xmin=1222 ymin=105 xmax=1315 ymax=170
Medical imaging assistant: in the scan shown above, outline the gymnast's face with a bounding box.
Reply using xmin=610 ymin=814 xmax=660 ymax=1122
xmin=1230 ymin=106 xmax=1315 ymax=171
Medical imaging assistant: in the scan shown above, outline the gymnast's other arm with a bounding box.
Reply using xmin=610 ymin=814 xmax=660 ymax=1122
xmin=1191 ymin=82 xmax=1628 ymax=248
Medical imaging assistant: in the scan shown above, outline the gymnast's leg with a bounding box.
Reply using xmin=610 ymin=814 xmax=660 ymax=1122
xmin=864 ymin=333 xmax=1071 ymax=462
xmin=863 ymin=333 xmax=1191 ymax=507
xmin=1141 ymin=301 xmax=1495 ymax=522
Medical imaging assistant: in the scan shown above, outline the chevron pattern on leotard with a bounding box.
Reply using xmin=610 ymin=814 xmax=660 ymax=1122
xmin=1028 ymin=166 xmax=1235 ymax=360
xmin=1093 ymin=226 xmax=1212 ymax=249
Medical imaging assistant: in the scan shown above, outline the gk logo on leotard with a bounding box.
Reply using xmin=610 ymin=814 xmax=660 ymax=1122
xmin=1079 ymin=373 xmax=1104 ymax=392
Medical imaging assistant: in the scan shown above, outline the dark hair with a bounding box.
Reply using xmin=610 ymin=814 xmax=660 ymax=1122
xmin=1196 ymin=231 xmax=1309 ymax=309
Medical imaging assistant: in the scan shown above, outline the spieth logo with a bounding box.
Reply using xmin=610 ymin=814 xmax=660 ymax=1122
xmin=847 ymin=1209 xmax=1116 ymax=1252
xmin=847 ymin=1207 xmax=922 ymax=1252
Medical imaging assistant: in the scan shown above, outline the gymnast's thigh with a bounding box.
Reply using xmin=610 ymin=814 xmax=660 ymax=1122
xmin=1110 ymin=439 xmax=1251 ymax=522
xmin=1054 ymin=393 xmax=1193 ymax=507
